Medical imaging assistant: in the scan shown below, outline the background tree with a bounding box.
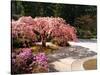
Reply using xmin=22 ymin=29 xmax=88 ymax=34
xmin=11 ymin=1 xmax=25 ymax=20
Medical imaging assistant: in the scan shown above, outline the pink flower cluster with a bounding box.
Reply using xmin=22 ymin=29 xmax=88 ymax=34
xmin=12 ymin=48 xmax=48 ymax=74
xmin=35 ymin=53 xmax=48 ymax=68
xmin=16 ymin=48 xmax=33 ymax=60
xmin=12 ymin=16 xmax=36 ymax=40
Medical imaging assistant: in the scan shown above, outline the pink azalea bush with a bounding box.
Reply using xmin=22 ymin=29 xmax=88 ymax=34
xmin=35 ymin=53 xmax=48 ymax=68
xmin=12 ymin=16 xmax=77 ymax=47
xmin=11 ymin=48 xmax=48 ymax=74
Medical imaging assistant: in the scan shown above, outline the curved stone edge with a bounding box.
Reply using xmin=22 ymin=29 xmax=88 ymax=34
xmin=71 ymin=55 xmax=97 ymax=71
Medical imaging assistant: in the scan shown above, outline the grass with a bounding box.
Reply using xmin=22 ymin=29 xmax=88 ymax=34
xmin=83 ymin=59 xmax=97 ymax=70
xmin=31 ymin=45 xmax=59 ymax=54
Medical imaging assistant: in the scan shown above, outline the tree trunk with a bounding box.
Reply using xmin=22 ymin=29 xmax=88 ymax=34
xmin=41 ymin=35 xmax=46 ymax=47
xmin=42 ymin=40 xmax=46 ymax=47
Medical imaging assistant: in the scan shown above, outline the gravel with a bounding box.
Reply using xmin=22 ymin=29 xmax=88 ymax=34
xmin=47 ymin=46 xmax=97 ymax=62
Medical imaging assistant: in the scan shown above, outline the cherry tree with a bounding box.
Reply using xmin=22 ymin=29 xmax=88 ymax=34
xmin=12 ymin=16 xmax=77 ymax=47
xmin=33 ymin=17 xmax=77 ymax=47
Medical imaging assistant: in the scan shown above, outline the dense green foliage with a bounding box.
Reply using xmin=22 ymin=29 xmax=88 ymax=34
xmin=11 ymin=1 xmax=97 ymax=39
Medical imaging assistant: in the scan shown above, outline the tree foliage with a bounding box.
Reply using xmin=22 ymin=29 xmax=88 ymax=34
xmin=12 ymin=16 xmax=77 ymax=47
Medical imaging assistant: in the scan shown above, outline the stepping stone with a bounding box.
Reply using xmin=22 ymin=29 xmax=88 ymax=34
xmin=50 ymin=58 xmax=76 ymax=71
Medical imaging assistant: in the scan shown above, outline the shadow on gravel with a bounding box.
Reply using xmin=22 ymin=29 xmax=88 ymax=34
xmin=49 ymin=64 xmax=59 ymax=72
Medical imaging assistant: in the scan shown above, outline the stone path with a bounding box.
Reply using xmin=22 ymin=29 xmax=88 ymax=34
xmin=47 ymin=39 xmax=97 ymax=72
xmin=36 ymin=39 xmax=97 ymax=72
xmin=71 ymin=56 xmax=96 ymax=71
xmin=50 ymin=57 xmax=76 ymax=71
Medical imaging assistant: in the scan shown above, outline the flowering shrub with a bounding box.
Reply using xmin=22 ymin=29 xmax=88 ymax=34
xmin=12 ymin=16 xmax=77 ymax=47
xmin=31 ymin=53 xmax=48 ymax=73
xmin=11 ymin=48 xmax=48 ymax=74
xmin=36 ymin=53 xmax=48 ymax=68
xmin=11 ymin=16 xmax=37 ymax=48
